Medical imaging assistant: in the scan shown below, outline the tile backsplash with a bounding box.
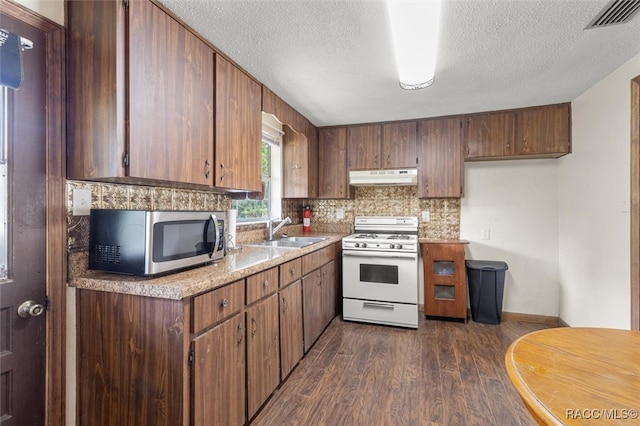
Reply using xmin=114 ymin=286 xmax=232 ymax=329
xmin=66 ymin=180 xmax=232 ymax=251
xmin=67 ymin=181 xmax=460 ymax=254
xmin=302 ymin=186 xmax=460 ymax=239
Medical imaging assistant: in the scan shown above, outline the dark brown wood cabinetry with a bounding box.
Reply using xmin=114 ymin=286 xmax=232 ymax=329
xmin=347 ymin=124 xmax=382 ymax=170
xmin=279 ymin=280 xmax=304 ymax=380
xmin=318 ymin=127 xmax=354 ymax=199
xmin=77 ymin=291 xmax=188 ymax=426
xmin=215 ymin=55 xmax=262 ymax=192
xmin=193 ymin=313 xmax=246 ymax=426
xmin=515 ymin=103 xmax=571 ymax=156
xmin=302 ymin=245 xmax=337 ymax=352
xmin=464 ymin=111 xmax=515 ymax=159
xmin=417 ymin=117 xmax=464 ymax=198
xmin=76 ymin=242 xmax=339 ymax=425
xmin=302 ymin=269 xmax=323 ymax=352
xmin=423 ymin=242 xmax=467 ymax=321
xmin=382 ymin=121 xmax=418 ymax=169
xmin=192 ymin=279 xmax=246 ymax=426
xmin=246 ymin=293 xmax=280 ymax=419
xmin=346 ymin=122 xmax=417 ymax=171
xmin=67 ymin=0 xmax=214 ymax=186
xmin=464 ymin=103 xmax=571 ymax=161
xmin=282 ymin=124 xmax=317 ymax=198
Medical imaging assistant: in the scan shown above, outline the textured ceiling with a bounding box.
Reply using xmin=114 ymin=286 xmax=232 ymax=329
xmin=158 ymin=0 xmax=640 ymax=127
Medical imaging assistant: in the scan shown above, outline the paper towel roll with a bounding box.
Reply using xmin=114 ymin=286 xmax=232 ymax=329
xmin=227 ymin=209 xmax=237 ymax=250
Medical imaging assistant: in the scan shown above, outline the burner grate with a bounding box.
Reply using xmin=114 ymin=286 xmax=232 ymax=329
xmin=354 ymin=233 xmax=378 ymax=239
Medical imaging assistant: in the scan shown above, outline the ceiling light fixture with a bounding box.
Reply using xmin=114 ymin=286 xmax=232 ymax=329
xmin=386 ymin=0 xmax=442 ymax=90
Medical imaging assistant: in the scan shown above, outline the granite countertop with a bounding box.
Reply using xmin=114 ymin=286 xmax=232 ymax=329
xmin=70 ymin=233 xmax=345 ymax=300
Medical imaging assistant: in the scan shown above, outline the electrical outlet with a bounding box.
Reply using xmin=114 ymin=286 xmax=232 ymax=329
xmin=480 ymin=229 xmax=491 ymax=240
xmin=336 ymin=208 xmax=344 ymax=219
xmin=621 ymin=199 xmax=630 ymax=213
xmin=421 ymin=210 xmax=430 ymax=221
xmin=72 ymin=188 xmax=92 ymax=216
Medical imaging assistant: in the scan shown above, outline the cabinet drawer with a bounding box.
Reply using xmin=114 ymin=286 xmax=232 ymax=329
xmin=280 ymin=258 xmax=302 ymax=287
xmin=247 ymin=266 xmax=279 ymax=304
xmin=302 ymin=245 xmax=334 ymax=275
xmin=193 ymin=280 xmax=244 ymax=334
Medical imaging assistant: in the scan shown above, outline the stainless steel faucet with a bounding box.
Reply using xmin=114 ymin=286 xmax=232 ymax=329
xmin=267 ymin=216 xmax=291 ymax=240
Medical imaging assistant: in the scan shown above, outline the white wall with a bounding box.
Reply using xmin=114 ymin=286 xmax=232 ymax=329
xmin=461 ymin=160 xmax=560 ymax=317
xmin=14 ymin=0 xmax=64 ymax=26
xmin=557 ymin=53 xmax=640 ymax=329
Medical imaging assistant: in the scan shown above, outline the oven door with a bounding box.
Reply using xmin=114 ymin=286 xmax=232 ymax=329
xmin=342 ymin=250 xmax=418 ymax=304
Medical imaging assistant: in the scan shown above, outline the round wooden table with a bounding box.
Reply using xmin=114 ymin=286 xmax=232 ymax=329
xmin=505 ymin=327 xmax=640 ymax=425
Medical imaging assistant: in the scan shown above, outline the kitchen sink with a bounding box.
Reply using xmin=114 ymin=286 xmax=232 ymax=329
xmin=245 ymin=236 xmax=328 ymax=249
xmin=246 ymin=240 xmax=310 ymax=249
xmin=278 ymin=236 xmax=328 ymax=243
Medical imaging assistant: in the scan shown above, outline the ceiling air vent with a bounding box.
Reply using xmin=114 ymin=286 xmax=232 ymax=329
xmin=586 ymin=0 xmax=640 ymax=29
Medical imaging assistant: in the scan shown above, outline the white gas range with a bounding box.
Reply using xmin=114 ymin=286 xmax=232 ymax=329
xmin=342 ymin=216 xmax=419 ymax=329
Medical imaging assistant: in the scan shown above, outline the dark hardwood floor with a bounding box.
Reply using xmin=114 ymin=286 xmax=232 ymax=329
xmin=251 ymin=315 xmax=555 ymax=425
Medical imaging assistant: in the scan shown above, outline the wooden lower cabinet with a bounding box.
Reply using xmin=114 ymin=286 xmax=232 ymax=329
xmin=246 ymin=293 xmax=280 ymax=419
xmin=302 ymin=260 xmax=337 ymax=352
xmin=279 ymin=280 xmax=304 ymax=380
xmin=423 ymin=243 xmax=468 ymax=321
xmin=321 ymin=260 xmax=337 ymax=326
xmin=193 ymin=313 xmax=246 ymax=426
xmin=76 ymin=291 xmax=188 ymax=426
xmin=76 ymin=243 xmax=339 ymax=425
xmin=302 ymin=269 xmax=323 ymax=353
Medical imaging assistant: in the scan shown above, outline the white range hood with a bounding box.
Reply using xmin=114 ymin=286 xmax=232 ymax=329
xmin=349 ymin=168 xmax=418 ymax=186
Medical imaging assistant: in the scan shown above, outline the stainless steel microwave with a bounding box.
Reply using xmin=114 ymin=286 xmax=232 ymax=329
xmin=89 ymin=209 xmax=226 ymax=276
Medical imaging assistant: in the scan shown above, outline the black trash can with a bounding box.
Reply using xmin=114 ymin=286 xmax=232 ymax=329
xmin=465 ymin=260 xmax=509 ymax=324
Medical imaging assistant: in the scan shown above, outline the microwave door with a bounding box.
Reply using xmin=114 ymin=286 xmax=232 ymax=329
xmin=204 ymin=214 xmax=220 ymax=258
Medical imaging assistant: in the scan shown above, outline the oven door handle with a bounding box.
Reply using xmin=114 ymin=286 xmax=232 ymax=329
xmin=343 ymin=250 xmax=417 ymax=259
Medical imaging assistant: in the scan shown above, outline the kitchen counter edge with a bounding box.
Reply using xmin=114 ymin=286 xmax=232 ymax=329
xmin=418 ymin=239 xmax=470 ymax=244
xmin=70 ymin=233 xmax=346 ymax=300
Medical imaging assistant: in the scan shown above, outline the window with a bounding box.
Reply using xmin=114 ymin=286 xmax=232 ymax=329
xmin=232 ymin=141 xmax=281 ymax=222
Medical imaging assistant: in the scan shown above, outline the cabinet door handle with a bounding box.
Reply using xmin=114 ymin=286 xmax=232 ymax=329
xmin=290 ymin=268 xmax=295 ymax=277
xmin=204 ymin=159 xmax=210 ymax=178
xmin=237 ymin=322 xmax=244 ymax=345
xmin=282 ymin=297 xmax=288 ymax=313
xmin=251 ymin=318 xmax=257 ymax=336
xmin=465 ymin=146 xmax=470 ymax=156
xmin=263 ymin=279 xmax=269 ymax=288
xmin=221 ymin=298 xmax=229 ymax=308
xmin=219 ymin=163 xmax=226 ymax=181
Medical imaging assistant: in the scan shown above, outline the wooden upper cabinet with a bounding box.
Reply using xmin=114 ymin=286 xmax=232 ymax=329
xmin=282 ymin=124 xmax=318 ymax=198
xmin=346 ymin=122 xmax=417 ymax=170
xmin=515 ymin=103 xmax=571 ymax=157
xmin=347 ymin=125 xmax=382 ymax=170
xmin=417 ymin=118 xmax=464 ymax=198
xmin=318 ymin=127 xmax=353 ymax=199
xmin=464 ymin=111 xmax=515 ymax=160
xmin=382 ymin=121 xmax=418 ymax=169
xmin=215 ymin=55 xmax=262 ymax=192
xmin=464 ymin=103 xmax=571 ymax=161
xmin=67 ymin=0 xmax=214 ymax=186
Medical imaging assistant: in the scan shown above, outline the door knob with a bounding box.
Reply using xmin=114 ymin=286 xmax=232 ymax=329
xmin=17 ymin=300 xmax=45 ymax=318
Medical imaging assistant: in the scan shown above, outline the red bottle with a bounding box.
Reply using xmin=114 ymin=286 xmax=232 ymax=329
xmin=303 ymin=205 xmax=311 ymax=233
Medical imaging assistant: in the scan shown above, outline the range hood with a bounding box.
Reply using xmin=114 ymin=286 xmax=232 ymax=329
xmin=349 ymin=168 xmax=418 ymax=186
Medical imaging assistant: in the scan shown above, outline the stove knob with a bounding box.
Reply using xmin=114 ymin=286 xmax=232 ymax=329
xmin=355 ymin=242 xmax=360 ymax=248
xmin=393 ymin=244 xmax=402 ymax=249
xmin=389 ymin=243 xmax=395 ymax=250
xmin=361 ymin=243 xmax=367 ymax=248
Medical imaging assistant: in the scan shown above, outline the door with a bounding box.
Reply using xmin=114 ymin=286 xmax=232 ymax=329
xmin=0 ymin=15 xmax=47 ymax=425
xmin=342 ymin=250 xmax=418 ymax=303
